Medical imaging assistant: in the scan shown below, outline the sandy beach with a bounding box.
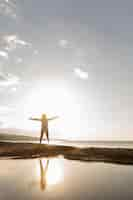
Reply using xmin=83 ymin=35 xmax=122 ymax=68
xmin=0 ymin=142 xmax=133 ymax=165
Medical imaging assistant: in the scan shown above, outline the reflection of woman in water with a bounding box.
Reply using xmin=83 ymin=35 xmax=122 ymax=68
xmin=40 ymin=159 xmax=49 ymax=190
xmin=29 ymin=158 xmax=49 ymax=191
xmin=29 ymin=113 xmax=58 ymax=143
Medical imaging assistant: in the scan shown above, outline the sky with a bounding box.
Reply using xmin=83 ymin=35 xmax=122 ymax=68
xmin=0 ymin=0 xmax=132 ymax=140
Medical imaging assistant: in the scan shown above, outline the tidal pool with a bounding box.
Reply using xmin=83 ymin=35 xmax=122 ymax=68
xmin=0 ymin=157 xmax=133 ymax=200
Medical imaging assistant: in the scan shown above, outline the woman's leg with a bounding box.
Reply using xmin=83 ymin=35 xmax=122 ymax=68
xmin=46 ymin=129 xmax=49 ymax=143
xmin=40 ymin=127 xmax=44 ymax=144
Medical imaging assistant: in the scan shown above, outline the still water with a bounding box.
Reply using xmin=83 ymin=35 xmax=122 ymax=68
xmin=0 ymin=157 xmax=133 ymax=200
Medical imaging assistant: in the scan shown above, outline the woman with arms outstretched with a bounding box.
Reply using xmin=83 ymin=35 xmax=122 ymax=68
xmin=29 ymin=113 xmax=58 ymax=143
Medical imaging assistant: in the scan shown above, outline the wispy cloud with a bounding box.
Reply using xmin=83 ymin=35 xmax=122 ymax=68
xmin=0 ymin=72 xmax=20 ymax=86
xmin=0 ymin=50 xmax=8 ymax=59
xmin=0 ymin=34 xmax=33 ymax=65
xmin=0 ymin=0 xmax=17 ymax=19
xmin=3 ymin=35 xmax=31 ymax=51
xmin=74 ymin=67 xmax=88 ymax=80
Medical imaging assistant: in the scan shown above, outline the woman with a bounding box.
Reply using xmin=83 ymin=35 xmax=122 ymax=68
xmin=29 ymin=113 xmax=58 ymax=143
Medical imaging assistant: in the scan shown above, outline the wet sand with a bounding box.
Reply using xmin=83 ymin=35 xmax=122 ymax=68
xmin=0 ymin=142 xmax=133 ymax=165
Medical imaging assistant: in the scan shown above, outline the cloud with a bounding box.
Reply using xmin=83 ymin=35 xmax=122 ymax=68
xmin=0 ymin=0 xmax=16 ymax=19
xmin=14 ymin=38 xmax=31 ymax=47
xmin=3 ymin=35 xmax=31 ymax=51
xmin=58 ymin=39 xmax=69 ymax=48
xmin=0 ymin=50 xmax=8 ymax=59
xmin=74 ymin=67 xmax=88 ymax=80
xmin=0 ymin=72 xmax=20 ymax=86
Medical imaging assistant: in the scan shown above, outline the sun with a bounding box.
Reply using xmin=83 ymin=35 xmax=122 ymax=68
xmin=22 ymin=84 xmax=79 ymax=132
xmin=13 ymin=82 xmax=84 ymax=139
xmin=23 ymin=84 xmax=72 ymax=117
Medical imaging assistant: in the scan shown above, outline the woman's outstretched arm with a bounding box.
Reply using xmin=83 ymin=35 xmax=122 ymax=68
xmin=48 ymin=116 xmax=59 ymax=121
xmin=29 ymin=117 xmax=41 ymax=121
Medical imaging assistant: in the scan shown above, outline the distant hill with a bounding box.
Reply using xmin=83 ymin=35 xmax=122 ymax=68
xmin=0 ymin=133 xmax=39 ymax=141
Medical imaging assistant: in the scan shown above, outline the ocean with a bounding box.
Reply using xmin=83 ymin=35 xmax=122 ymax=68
xmin=2 ymin=139 xmax=133 ymax=148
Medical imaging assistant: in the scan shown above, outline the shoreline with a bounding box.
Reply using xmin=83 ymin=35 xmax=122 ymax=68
xmin=0 ymin=141 xmax=133 ymax=165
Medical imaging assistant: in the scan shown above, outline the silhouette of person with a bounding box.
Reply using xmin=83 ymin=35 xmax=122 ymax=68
xmin=29 ymin=113 xmax=58 ymax=143
xmin=39 ymin=159 xmax=49 ymax=190
xmin=29 ymin=158 xmax=49 ymax=191
xmin=40 ymin=114 xmax=49 ymax=143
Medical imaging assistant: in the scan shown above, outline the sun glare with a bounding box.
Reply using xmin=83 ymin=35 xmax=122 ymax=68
xmin=21 ymin=84 xmax=82 ymax=138
xmin=46 ymin=159 xmax=63 ymax=185
xmin=24 ymin=85 xmax=70 ymax=117
xmin=36 ymin=158 xmax=63 ymax=187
